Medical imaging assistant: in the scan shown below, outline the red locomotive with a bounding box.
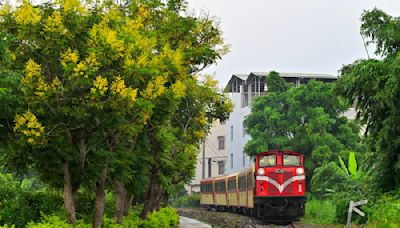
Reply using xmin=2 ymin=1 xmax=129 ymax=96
xmin=200 ymin=150 xmax=306 ymax=224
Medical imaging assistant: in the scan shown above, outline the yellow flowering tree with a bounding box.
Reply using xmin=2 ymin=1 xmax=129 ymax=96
xmin=0 ymin=0 xmax=230 ymax=226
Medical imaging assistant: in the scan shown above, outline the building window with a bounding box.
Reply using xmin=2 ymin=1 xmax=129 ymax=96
xmin=218 ymin=136 xmax=225 ymax=150
xmin=243 ymin=151 xmax=245 ymax=167
xmin=208 ymin=158 xmax=211 ymax=178
xmin=230 ymin=126 xmax=233 ymax=141
xmin=230 ymin=154 xmax=233 ymax=169
xmin=218 ymin=161 xmax=225 ymax=175
xmin=242 ymin=121 xmax=246 ymax=137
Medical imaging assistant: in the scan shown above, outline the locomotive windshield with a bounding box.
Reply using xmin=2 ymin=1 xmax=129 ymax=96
xmin=283 ymin=154 xmax=300 ymax=166
xmin=259 ymin=154 xmax=276 ymax=167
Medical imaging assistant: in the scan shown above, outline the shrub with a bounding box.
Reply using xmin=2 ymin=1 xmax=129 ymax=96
xmin=173 ymin=194 xmax=200 ymax=208
xmin=0 ymin=174 xmax=63 ymax=227
xmin=365 ymin=192 xmax=400 ymax=227
xmin=14 ymin=206 xmax=179 ymax=228
xmin=302 ymin=198 xmax=336 ymax=224
xmin=334 ymin=192 xmax=367 ymax=225
xmin=141 ymin=207 xmax=179 ymax=228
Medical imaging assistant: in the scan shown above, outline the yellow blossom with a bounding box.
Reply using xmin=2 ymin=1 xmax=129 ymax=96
xmin=137 ymin=6 xmax=150 ymax=19
xmin=62 ymin=0 xmax=85 ymax=14
xmin=123 ymin=88 xmax=138 ymax=104
xmin=110 ymin=76 xmax=126 ymax=94
xmin=143 ymin=112 xmax=150 ymax=124
xmin=14 ymin=0 xmax=41 ymax=25
xmin=0 ymin=4 xmax=12 ymax=17
xmin=136 ymin=55 xmax=148 ymax=67
xmin=92 ymin=75 xmax=108 ymax=95
xmin=195 ymin=115 xmax=207 ymax=126
xmin=103 ymin=5 xmax=122 ymax=22
xmin=105 ymin=29 xmax=125 ymax=54
xmin=194 ymin=130 xmax=205 ymax=139
xmin=60 ymin=48 xmax=79 ymax=67
xmin=44 ymin=11 xmax=64 ymax=33
xmin=73 ymin=62 xmax=86 ymax=76
xmin=143 ymin=75 xmax=167 ymax=100
xmin=123 ymin=57 xmax=135 ymax=69
xmin=89 ymin=23 xmax=124 ymax=59
xmin=22 ymin=59 xmax=41 ymax=85
xmin=84 ymin=52 xmax=99 ymax=69
xmin=14 ymin=111 xmax=45 ymax=145
xmin=34 ymin=79 xmax=50 ymax=97
xmin=50 ymin=77 xmax=62 ymax=91
xmin=171 ymin=80 xmax=186 ymax=98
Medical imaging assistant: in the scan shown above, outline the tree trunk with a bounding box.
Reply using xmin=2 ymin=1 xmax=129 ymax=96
xmin=161 ymin=190 xmax=170 ymax=208
xmin=115 ymin=180 xmax=127 ymax=224
xmin=124 ymin=193 xmax=133 ymax=216
xmin=93 ymin=166 xmax=108 ymax=228
xmin=141 ymin=169 xmax=164 ymax=218
xmin=63 ymin=161 xmax=77 ymax=224
xmin=141 ymin=171 xmax=158 ymax=219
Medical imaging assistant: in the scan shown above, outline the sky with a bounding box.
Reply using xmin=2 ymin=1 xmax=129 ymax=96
xmin=185 ymin=0 xmax=400 ymax=87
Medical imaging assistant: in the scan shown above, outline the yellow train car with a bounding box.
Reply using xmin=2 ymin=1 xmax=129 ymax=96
xmin=238 ymin=168 xmax=249 ymax=208
xmin=214 ymin=176 xmax=227 ymax=207
xmin=200 ymin=178 xmax=214 ymax=206
xmin=246 ymin=166 xmax=255 ymax=209
xmin=227 ymin=174 xmax=238 ymax=207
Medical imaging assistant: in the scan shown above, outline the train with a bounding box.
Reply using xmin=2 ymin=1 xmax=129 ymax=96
xmin=200 ymin=150 xmax=306 ymax=224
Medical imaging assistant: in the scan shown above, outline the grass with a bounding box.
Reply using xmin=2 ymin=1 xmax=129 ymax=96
xmin=302 ymin=198 xmax=336 ymax=225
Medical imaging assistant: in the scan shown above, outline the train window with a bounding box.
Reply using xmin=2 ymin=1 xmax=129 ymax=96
xmin=283 ymin=154 xmax=300 ymax=166
xmin=259 ymin=154 xmax=276 ymax=167
xmin=247 ymin=172 xmax=253 ymax=188
xmin=228 ymin=179 xmax=236 ymax=192
xmin=201 ymin=183 xmax=212 ymax=193
xmin=215 ymin=181 xmax=226 ymax=192
xmin=238 ymin=176 xmax=246 ymax=191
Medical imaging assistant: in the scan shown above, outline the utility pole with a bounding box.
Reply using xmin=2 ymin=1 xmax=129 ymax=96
xmin=202 ymin=139 xmax=205 ymax=179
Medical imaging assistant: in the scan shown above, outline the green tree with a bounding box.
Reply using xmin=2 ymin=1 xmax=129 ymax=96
xmin=335 ymin=8 xmax=400 ymax=191
xmin=244 ymin=73 xmax=362 ymax=179
xmin=0 ymin=0 xmax=229 ymax=226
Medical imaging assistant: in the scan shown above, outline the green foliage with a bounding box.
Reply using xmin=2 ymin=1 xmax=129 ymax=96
xmin=172 ymin=194 xmax=200 ymax=208
xmin=0 ymin=173 xmax=63 ymax=227
xmin=336 ymin=8 xmax=400 ymax=191
xmin=142 ymin=207 xmax=179 ymax=228
xmin=333 ymin=192 xmax=367 ymax=225
xmin=25 ymin=206 xmax=179 ymax=228
xmin=302 ymin=198 xmax=336 ymax=224
xmin=338 ymin=155 xmax=349 ymax=176
xmin=265 ymin=71 xmax=290 ymax=92
xmin=0 ymin=0 xmax=231 ymax=224
xmin=311 ymin=162 xmax=349 ymax=198
xmin=347 ymin=152 xmax=358 ymax=180
xmin=245 ymin=76 xmax=362 ymax=179
xmin=365 ymin=192 xmax=400 ymax=227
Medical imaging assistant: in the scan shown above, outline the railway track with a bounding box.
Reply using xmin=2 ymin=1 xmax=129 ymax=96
xmin=176 ymin=208 xmax=325 ymax=228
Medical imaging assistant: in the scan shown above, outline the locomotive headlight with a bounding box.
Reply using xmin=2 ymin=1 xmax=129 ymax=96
xmin=296 ymin=168 xmax=304 ymax=175
xmin=257 ymin=168 xmax=265 ymax=176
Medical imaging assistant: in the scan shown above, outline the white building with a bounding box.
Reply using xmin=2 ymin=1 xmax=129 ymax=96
xmin=224 ymin=72 xmax=340 ymax=175
xmin=187 ymin=121 xmax=227 ymax=194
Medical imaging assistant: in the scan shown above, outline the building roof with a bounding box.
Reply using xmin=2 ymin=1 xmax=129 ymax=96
xmin=224 ymin=74 xmax=249 ymax=92
xmin=250 ymin=72 xmax=337 ymax=79
xmin=225 ymin=71 xmax=337 ymax=92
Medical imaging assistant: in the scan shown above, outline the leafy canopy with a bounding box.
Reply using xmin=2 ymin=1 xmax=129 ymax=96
xmin=336 ymin=8 xmax=400 ymax=191
xmin=244 ymin=72 xmax=362 ymax=175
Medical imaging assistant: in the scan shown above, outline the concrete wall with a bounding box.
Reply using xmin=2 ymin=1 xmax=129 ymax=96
xmin=188 ymin=121 xmax=227 ymax=194
xmin=225 ymin=92 xmax=254 ymax=175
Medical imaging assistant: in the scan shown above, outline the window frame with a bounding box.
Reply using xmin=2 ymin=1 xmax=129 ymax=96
xmin=282 ymin=154 xmax=301 ymax=167
xmin=258 ymin=154 xmax=277 ymax=167
xmin=217 ymin=136 xmax=225 ymax=150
